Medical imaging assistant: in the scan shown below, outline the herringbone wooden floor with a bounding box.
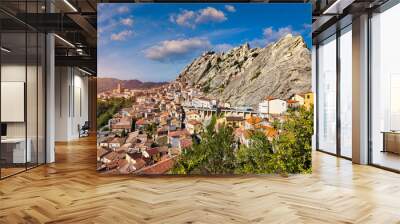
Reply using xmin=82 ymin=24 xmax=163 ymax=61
xmin=1 ymin=137 xmax=400 ymax=224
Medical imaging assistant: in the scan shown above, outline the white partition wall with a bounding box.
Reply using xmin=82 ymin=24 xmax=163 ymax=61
xmin=55 ymin=67 xmax=89 ymax=141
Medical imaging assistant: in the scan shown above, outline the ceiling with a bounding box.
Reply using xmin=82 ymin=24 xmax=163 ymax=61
xmin=0 ymin=0 xmax=97 ymax=74
xmin=7 ymin=0 xmax=378 ymax=73
xmin=311 ymin=0 xmax=391 ymax=42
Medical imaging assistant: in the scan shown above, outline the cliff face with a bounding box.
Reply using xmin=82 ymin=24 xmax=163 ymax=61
xmin=177 ymin=34 xmax=311 ymax=107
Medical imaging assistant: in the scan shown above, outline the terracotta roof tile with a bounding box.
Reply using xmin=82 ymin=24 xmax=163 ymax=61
xmin=168 ymin=129 xmax=190 ymax=137
xmin=246 ymin=116 xmax=262 ymax=125
xmin=187 ymin=120 xmax=202 ymax=125
xmin=136 ymin=157 xmax=175 ymax=175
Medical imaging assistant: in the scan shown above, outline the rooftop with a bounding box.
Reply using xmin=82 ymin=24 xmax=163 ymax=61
xmin=226 ymin=116 xmax=244 ymax=122
xmin=168 ymin=130 xmax=190 ymax=138
xmin=246 ymin=116 xmax=262 ymax=125
xmin=135 ymin=157 xmax=176 ymax=175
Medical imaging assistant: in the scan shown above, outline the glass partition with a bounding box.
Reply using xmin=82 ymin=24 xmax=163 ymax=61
xmin=317 ymin=34 xmax=337 ymax=154
xmin=1 ymin=30 xmax=28 ymax=177
xmin=370 ymin=3 xmax=400 ymax=171
xmin=339 ymin=25 xmax=352 ymax=158
xmin=38 ymin=32 xmax=46 ymax=165
xmin=27 ymin=31 xmax=38 ymax=169
xmin=0 ymin=1 xmax=46 ymax=179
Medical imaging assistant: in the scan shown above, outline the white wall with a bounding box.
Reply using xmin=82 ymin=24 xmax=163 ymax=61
xmin=1 ymin=63 xmax=46 ymax=164
xmin=1 ymin=64 xmax=26 ymax=138
xmin=269 ymin=100 xmax=287 ymax=115
xmin=55 ymin=67 xmax=89 ymax=141
xmin=55 ymin=67 xmax=69 ymax=141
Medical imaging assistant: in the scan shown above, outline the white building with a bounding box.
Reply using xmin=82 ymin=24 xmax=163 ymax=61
xmin=192 ymin=97 xmax=213 ymax=109
xmin=258 ymin=101 xmax=269 ymax=114
xmin=291 ymin=94 xmax=305 ymax=106
xmin=269 ymin=99 xmax=287 ymax=114
xmin=186 ymin=111 xmax=201 ymax=121
xmin=258 ymin=97 xmax=288 ymax=115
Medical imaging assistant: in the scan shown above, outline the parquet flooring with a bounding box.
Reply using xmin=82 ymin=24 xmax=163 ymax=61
xmin=0 ymin=136 xmax=400 ymax=223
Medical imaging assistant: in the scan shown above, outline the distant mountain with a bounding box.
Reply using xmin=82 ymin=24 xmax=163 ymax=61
xmin=97 ymin=78 xmax=167 ymax=93
xmin=177 ymin=34 xmax=311 ymax=107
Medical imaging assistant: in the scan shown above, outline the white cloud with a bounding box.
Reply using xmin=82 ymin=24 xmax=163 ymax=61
xmin=117 ymin=6 xmax=129 ymax=13
xmin=111 ymin=30 xmax=133 ymax=41
xmin=170 ymin=7 xmax=227 ymax=28
xmin=225 ymin=5 xmax=236 ymax=12
xmin=170 ymin=10 xmax=196 ymax=28
xmin=121 ymin=17 xmax=134 ymax=26
xmin=249 ymin=26 xmax=301 ymax=48
xmin=263 ymin=26 xmax=296 ymax=41
xmin=144 ymin=38 xmax=211 ymax=62
xmin=99 ymin=19 xmax=118 ymax=34
xmin=303 ymin=23 xmax=312 ymax=29
xmin=196 ymin=7 xmax=227 ymax=24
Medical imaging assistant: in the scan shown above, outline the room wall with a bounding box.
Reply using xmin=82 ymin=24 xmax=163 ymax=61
xmin=55 ymin=67 xmax=89 ymax=141
xmin=1 ymin=63 xmax=45 ymax=164
xmin=1 ymin=64 xmax=42 ymax=139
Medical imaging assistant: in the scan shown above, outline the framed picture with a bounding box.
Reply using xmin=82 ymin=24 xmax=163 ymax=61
xmin=97 ymin=3 xmax=312 ymax=175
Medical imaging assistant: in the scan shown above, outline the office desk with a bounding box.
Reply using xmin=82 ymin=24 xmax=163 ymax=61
xmin=1 ymin=138 xmax=31 ymax=163
xmin=382 ymin=131 xmax=400 ymax=154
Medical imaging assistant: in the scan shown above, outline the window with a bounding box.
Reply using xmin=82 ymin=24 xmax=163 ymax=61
xmin=370 ymin=3 xmax=400 ymax=171
xmin=339 ymin=25 xmax=352 ymax=158
xmin=317 ymin=34 xmax=337 ymax=154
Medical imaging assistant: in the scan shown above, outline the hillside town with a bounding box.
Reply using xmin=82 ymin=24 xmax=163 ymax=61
xmin=97 ymin=82 xmax=313 ymax=174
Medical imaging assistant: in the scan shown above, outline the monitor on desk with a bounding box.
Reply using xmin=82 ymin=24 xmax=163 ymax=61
xmin=1 ymin=123 xmax=7 ymax=138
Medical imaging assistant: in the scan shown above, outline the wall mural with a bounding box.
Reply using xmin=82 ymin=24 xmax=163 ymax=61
xmin=97 ymin=3 xmax=313 ymax=175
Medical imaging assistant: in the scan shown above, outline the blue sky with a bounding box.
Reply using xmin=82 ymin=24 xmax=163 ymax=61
xmin=98 ymin=3 xmax=311 ymax=82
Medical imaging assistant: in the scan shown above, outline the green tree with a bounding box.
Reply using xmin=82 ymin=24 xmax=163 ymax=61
xmin=172 ymin=116 xmax=236 ymax=175
xmin=271 ymin=119 xmax=280 ymax=130
xmin=145 ymin=123 xmax=157 ymax=140
xmin=271 ymin=106 xmax=313 ymax=174
xmin=172 ymin=107 xmax=313 ymax=175
xmin=131 ymin=117 xmax=137 ymax=131
xmin=97 ymin=97 xmax=134 ymax=129
xmin=121 ymin=129 xmax=127 ymax=137
xmin=235 ymin=130 xmax=273 ymax=174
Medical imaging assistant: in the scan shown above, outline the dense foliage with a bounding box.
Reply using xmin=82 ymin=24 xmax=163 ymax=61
xmin=172 ymin=116 xmax=236 ymax=175
xmin=97 ymin=98 xmax=133 ymax=129
xmin=172 ymin=106 xmax=313 ymax=175
xmin=145 ymin=123 xmax=157 ymax=140
xmin=235 ymin=130 xmax=273 ymax=174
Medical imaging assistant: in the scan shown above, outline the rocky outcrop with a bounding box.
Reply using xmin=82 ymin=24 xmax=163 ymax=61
xmin=177 ymin=34 xmax=311 ymax=107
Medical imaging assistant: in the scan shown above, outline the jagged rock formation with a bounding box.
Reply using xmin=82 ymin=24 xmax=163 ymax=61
xmin=177 ymin=34 xmax=311 ymax=107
